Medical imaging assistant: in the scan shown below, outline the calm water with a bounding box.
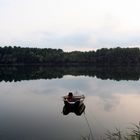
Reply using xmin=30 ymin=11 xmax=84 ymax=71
xmin=0 ymin=66 xmax=140 ymax=140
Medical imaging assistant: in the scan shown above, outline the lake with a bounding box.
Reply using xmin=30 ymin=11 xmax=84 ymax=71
xmin=0 ymin=66 xmax=140 ymax=140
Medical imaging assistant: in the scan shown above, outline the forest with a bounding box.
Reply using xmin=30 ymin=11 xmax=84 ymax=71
xmin=0 ymin=46 xmax=140 ymax=66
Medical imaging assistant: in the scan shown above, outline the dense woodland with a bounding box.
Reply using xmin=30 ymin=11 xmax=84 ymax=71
xmin=0 ymin=46 xmax=140 ymax=66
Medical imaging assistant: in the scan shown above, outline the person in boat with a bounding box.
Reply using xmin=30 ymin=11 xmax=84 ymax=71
xmin=63 ymin=92 xmax=73 ymax=101
xmin=63 ymin=92 xmax=85 ymax=102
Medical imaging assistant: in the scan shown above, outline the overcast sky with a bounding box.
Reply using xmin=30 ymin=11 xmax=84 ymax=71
xmin=0 ymin=0 xmax=140 ymax=51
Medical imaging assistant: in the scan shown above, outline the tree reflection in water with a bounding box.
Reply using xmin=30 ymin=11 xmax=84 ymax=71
xmin=1 ymin=65 xmax=140 ymax=82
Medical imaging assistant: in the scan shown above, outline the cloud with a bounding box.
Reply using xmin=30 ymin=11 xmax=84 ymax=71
xmin=0 ymin=0 xmax=140 ymax=50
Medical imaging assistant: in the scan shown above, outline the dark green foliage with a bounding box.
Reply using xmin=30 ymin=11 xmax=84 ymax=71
xmin=0 ymin=46 xmax=140 ymax=66
xmin=94 ymin=47 xmax=140 ymax=66
xmin=0 ymin=46 xmax=64 ymax=65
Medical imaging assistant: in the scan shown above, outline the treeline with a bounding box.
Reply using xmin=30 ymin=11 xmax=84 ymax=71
xmin=1 ymin=66 xmax=140 ymax=82
xmin=1 ymin=46 xmax=140 ymax=66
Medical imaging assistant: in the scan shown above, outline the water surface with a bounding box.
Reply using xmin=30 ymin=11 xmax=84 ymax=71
xmin=0 ymin=67 xmax=140 ymax=139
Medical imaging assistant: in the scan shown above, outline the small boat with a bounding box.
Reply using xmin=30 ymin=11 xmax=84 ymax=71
xmin=63 ymin=94 xmax=85 ymax=107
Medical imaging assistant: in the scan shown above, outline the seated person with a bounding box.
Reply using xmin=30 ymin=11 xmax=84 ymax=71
xmin=63 ymin=92 xmax=73 ymax=101
xmin=63 ymin=92 xmax=85 ymax=102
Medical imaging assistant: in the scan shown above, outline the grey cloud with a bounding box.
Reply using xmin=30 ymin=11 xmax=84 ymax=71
xmin=43 ymin=32 xmax=89 ymax=46
xmin=37 ymin=28 xmax=140 ymax=50
xmin=2 ymin=28 xmax=140 ymax=51
xmin=95 ymin=35 xmax=140 ymax=48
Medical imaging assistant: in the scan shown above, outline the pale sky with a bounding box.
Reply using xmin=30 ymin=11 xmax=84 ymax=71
xmin=0 ymin=0 xmax=140 ymax=51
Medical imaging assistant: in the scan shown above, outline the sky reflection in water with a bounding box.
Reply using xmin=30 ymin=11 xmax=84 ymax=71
xmin=0 ymin=76 xmax=140 ymax=139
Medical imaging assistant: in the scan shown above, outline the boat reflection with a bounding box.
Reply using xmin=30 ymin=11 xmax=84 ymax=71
xmin=62 ymin=102 xmax=86 ymax=116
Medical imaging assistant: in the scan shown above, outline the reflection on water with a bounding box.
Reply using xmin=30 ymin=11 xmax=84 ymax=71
xmin=0 ymin=67 xmax=140 ymax=139
xmin=1 ymin=65 xmax=140 ymax=82
xmin=63 ymin=103 xmax=86 ymax=116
